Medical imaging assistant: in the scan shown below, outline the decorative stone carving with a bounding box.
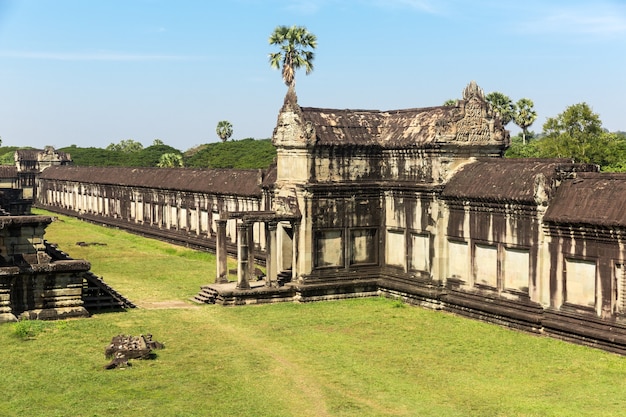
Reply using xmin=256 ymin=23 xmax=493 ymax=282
xmin=453 ymin=81 xmax=503 ymax=144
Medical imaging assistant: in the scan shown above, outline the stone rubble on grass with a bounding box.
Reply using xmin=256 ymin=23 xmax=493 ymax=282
xmin=104 ymin=334 xmax=164 ymax=369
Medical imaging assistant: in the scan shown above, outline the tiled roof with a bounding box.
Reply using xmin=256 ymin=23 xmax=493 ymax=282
xmin=39 ymin=166 xmax=267 ymax=197
xmin=16 ymin=148 xmax=71 ymax=161
xmin=544 ymin=172 xmax=626 ymax=227
xmin=300 ymin=106 xmax=456 ymax=147
xmin=0 ymin=166 xmax=17 ymax=178
xmin=442 ymin=159 xmax=597 ymax=203
xmin=296 ymin=83 xmax=510 ymax=148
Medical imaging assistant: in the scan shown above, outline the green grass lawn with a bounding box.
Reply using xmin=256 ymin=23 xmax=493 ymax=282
xmin=1 ymin=210 xmax=626 ymax=416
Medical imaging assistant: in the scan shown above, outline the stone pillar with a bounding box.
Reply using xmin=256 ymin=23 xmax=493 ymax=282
xmin=292 ymin=221 xmax=300 ymax=282
xmin=266 ymin=222 xmax=278 ymax=287
xmin=247 ymin=222 xmax=256 ymax=283
xmin=215 ymin=219 xmax=229 ymax=284
xmin=195 ymin=201 xmax=201 ymax=236
xmin=237 ymin=222 xmax=251 ymax=290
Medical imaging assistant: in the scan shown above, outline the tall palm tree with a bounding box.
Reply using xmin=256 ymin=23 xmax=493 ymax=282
xmin=268 ymin=25 xmax=317 ymax=88
xmin=216 ymin=120 xmax=233 ymax=142
xmin=485 ymin=92 xmax=515 ymax=126
xmin=514 ymin=98 xmax=538 ymax=145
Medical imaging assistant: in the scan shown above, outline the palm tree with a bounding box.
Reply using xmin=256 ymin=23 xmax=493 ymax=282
xmin=268 ymin=25 xmax=317 ymax=88
xmin=514 ymin=98 xmax=538 ymax=145
xmin=485 ymin=92 xmax=515 ymax=126
xmin=216 ymin=120 xmax=233 ymax=142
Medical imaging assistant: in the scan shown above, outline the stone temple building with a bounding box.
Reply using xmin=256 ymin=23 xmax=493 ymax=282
xmin=35 ymin=82 xmax=626 ymax=354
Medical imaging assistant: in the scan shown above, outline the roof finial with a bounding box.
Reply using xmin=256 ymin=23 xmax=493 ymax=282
xmin=463 ymin=81 xmax=485 ymax=101
xmin=284 ymin=83 xmax=298 ymax=107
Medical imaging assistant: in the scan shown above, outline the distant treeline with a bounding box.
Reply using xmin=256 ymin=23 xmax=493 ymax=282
xmin=0 ymin=138 xmax=277 ymax=169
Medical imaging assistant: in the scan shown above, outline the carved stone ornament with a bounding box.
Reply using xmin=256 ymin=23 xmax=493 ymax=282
xmin=453 ymin=81 xmax=501 ymax=144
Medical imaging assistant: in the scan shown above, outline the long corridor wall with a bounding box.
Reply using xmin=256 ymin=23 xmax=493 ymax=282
xmin=36 ymin=166 xmax=272 ymax=258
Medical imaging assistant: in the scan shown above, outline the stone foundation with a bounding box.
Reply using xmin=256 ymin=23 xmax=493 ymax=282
xmin=0 ymin=216 xmax=90 ymax=323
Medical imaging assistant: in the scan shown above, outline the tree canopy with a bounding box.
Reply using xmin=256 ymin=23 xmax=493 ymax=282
xmin=157 ymin=153 xmax=184 ymax=168
xmin=184 ymin=138 xmax=276 ymax=169
xmin=106 ymin=139 xmax=144 ymax=153
xmin=46 ymin=138 xmax=276 ymax=169
xmin=268 ymin=25 xmax=317 ymax=87
xmin=506 ymin=102 xmax=626 ymax=172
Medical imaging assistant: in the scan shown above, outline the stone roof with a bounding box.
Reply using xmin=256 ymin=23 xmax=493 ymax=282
xmin=16 ymin=148 xmax=71 ymax=162
xmin=39 ymin=166 xmax=267 ymax=197
xmin=543 ymin=172 xmax=626 ymax=227
xmin=300 ymin=106 xmax=456 ymax=147
xmin=279 ymin=81 xmax=509 ymax=149
xmin=261 ymin=164 xmax=277 ymax=188
xmin=0 ymin=166 xmax=17 ymax=178
xmin=441 ymin=159 xmax=597 ymax=204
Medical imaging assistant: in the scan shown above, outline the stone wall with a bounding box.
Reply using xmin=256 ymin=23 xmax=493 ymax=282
xmin=37 ymin=167 xmax=271 ymax=255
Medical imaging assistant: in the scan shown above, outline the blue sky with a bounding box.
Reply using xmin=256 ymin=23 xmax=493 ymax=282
xmin=0 ymin=0 xmax=624 ymax=151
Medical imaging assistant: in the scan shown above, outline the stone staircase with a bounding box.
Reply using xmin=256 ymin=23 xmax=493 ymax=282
xmin=81 ymin=271 xmax=136 ymax=312
xmin=192 ymin=285 xmax=219 ymax=304
xmin=44 ymin=241 xmax=136 ymax=312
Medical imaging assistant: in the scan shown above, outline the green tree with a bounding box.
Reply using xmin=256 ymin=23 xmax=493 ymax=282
xmin=216 ymin=120 xmax=233 ymax=142
xmin=106 ymin=139 xmax=144 ymax=153
xmin=485 ymin=92 xmax=515 ymax=126
xmin=537 ymin=102 xmax=603 ymax=163
xmin=504 ymin=132 xmax=540 ymax=158
xmin=513 ymin=98 xmax=537 ymax=145
xmin=157 ymin=153 xmax=184 ymax=168
xmin=152 ymin=139 xmax=165 ymax=146
xmin=268 ymin=25 xmax=317 ymax=88
xmin=443 ymin=99 xmax=457 ymax=106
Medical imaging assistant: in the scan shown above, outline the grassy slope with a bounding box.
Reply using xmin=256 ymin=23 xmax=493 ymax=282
xmin=1 ymin=210 xmax=625 ymax=416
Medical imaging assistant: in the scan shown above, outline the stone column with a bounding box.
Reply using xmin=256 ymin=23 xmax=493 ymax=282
xmin=195 ymin=201 xmax=201 ymax=236
xmin=215 ymin=219 xmax=229 ymax=284
xmin=266 ymin=222 xmax=278 ymax=287
xmin=236 ymin=222 xmax=251 ymax=290
xmin=247 ymin=222 xmax=256 ymax=284
xmin=292 ymin=221 xmax=300 ymax=282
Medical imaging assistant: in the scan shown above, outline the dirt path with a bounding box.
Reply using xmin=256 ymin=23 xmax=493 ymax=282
xmin=137 ymin=300 xmax=201 ymax=309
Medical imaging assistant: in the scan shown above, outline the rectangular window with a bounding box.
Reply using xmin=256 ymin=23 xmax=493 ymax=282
xmin=475 ymin=243 xmax=497 ymax=288
xmin=448 ymin=240 xmax=468 ymax=279
xmin=504 ymin=248 xmax=529 ymax=292
xmin=410 ymin=233 xmax=429 ymax=272
xmin=350 ymin=228 xmax=377 ymax=265
xmin=565 ymin=258 xmax=596 ymax=307
xmin=386 ymin=229 xmax=405 ymax=268
xmin=315 ymin=230 xmax=344 ymax=268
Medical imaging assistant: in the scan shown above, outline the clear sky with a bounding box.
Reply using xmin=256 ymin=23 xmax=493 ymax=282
xmin=0 ymin=0 xmax=624 ymax=151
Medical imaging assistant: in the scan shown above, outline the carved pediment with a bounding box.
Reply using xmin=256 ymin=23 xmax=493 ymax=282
xmin=454 ymin=96 xmax=494 ymax=143
xmin=436 ymin=81 xmax=507 ymax=145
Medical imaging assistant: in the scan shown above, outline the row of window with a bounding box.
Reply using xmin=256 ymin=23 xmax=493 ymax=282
xmin=314 ymin=228 xmax=608 ymax=311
